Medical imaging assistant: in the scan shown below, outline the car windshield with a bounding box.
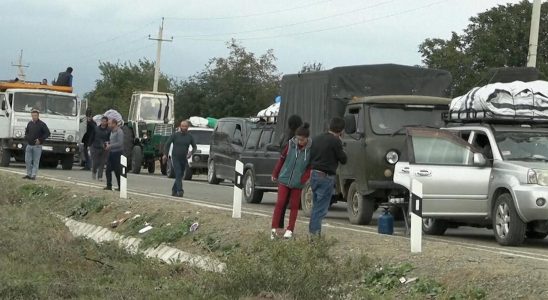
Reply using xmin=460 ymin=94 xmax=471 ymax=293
xmin=191 ymin=130 xmax=212 ymax=145
xmin=13 ymin=93 xmax=77 ymax=116
xmin=369 ymin=105 xmax=446 ymax=135
xmin=495 ymin=131 xmax=548 ymax=161
xmin=140 ymin=96 xmax=168 ymax=121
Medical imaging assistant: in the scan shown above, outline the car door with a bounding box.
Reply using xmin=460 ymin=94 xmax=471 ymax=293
xmin=240 ymin=127 xmax=262 ymax=177
xmin=255 ymin=127 xmax=278 ymax=188
xmin=402 ymin=127 xmax=491 ymax=217
xmin=223 ymin=123 xmax=244 ymax=180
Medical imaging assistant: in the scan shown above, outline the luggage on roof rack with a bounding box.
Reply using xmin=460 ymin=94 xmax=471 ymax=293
xmin=447 ymin=80 xmax=548 ymax=123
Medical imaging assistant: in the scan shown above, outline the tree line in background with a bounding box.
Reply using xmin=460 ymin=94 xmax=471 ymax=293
xmin=86 ymin=1 xmax=547 ymax=119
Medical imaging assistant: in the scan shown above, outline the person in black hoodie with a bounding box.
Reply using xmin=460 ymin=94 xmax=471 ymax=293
xmin=23 ymin=110 xmax=50 ymax=180
xmin=81 ymin=116 xmax=96 ymax=170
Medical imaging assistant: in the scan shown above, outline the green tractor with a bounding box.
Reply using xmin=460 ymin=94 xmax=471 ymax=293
xmin=125 ymin=91 xmax=174 ymax=175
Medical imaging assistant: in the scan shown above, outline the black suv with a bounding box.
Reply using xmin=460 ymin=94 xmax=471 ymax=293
xmin=240 ymin=123 xmax=279 ymax=203
xmin=208 ymin=117 xmax=253 ymax=184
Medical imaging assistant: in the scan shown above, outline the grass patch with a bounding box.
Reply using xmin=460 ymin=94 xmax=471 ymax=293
xmin=67 ymin=196 xmax=107 ymax=219
xmin=140 ymin=217 xmax=197 ymax=249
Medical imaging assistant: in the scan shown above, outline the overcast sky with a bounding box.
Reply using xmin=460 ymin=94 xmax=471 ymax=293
xmin=1 ymin=0 xmax=524 ymax=96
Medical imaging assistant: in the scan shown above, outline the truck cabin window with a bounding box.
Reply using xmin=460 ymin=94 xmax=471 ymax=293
xmin=140 ymin=97 xmax=167 ymax=121
xmin=369 ymin=105 xmax=445 ymax=135
xmin=13 ymin=93 xmax=77 ymax=116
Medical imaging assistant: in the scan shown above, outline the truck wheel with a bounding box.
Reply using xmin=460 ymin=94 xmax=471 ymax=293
xmin=207 ymin=160 xmax=221 ymax=184
xmin=301 ymin=182 xmax=313 ymax=217
xmin=526 ymin=231 xmax=547 ymax=239
xmin=493 ymin=193 xmax=526 ymax=246
xmin=160 ymin=159 xmax=168 ymax=176
xmin=147 ymin=159 xmax=155 ymax=174
xmin=0 ymin=148 xmax=11 ymax=167
xmin=131 ymin=146 xmax=142 ymax=174
xmin=243 ymin=169 xmax=263 ymax=203
xmin=167 ymin=158 xmax=175 ymax=178
xmin=422 ymin=218 xmax=448 ymax=235
xmin=61 ymin=155 xmax=74 ymax=170
xmin=347 ymin=182 xmax=375 ymax=225
xmin=184 ymin=167 xmax=193 ymax=181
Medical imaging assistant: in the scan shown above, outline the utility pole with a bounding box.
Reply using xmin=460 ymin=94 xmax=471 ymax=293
xmin=11 ymin=49 xmax=29 ymax=81
xmin=149 ymin=17 xmax=173 ymax=92
xmin=527 ymin=0 xmax=542 ymax=67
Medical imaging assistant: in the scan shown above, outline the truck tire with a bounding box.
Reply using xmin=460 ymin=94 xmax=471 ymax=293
xmin=61 ymin=155 xmax=74 ymax=170
xmin=347 ymin=182 xmax=375 ymax=225
xmin=525 ymin=231 xmax=547 ymax=239
xmin=422 ymin=218 xmax=448 ymax=235
xmin=147 ymin=159 xmax=155 ymax=174
xmin=131 ymin=146 xmax=142 ymax=174
xmin=243 ymin=169 xmax=263 ymax=203
xmin=0 ymin=148 xmax=10 ymax=167
xmin=184 ymin=167 xmax=193 ymax=181
xmin=207 ymin=159 xmax=221 ymax=184
xmin=301 ymin=182 xmax=313 ymax=217
xmin=493 ymin=193 xmax=526 ymax=246
xmin=167 ymin=158 xmax=175 ymax=178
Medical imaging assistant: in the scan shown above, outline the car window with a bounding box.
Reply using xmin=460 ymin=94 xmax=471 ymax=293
xmin=245 ymin=129 xmax=261 ymax=151
xmin=411 ymin=134 xmax=475 ymax=166
xmin=233 ymin=124 xmax=243 ymax=146
xmin=471 ymin=132 xmax=493 ymax=159
xmin=348 ymin=107 xmax=364 ymax=133
xmin=259 ymin=129 xmax=273 ymax=149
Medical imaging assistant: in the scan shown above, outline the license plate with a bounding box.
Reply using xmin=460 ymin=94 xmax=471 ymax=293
xmin=42 ymin=146 xmax=53 ymax=151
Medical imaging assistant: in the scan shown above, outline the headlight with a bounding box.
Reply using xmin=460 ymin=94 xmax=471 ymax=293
xmin=193 ymin=155 xmax=201 ymax=162
xmin=385 ymin=150 xmax=399 ymax=165
xmin=143 ymin=134 xmax=148 ymax=140
xmin=528 ymin=169 xmax=548 ymax=186
xmin=14 ymin=130 xmax=23 ymax=138
xmin=66 ymin=135 xmax=74 ymax=142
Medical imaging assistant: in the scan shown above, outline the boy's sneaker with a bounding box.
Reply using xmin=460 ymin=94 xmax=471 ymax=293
xmin=270 ymin=229 xmax=277 ymax=240
xmin=103 ymin=186 xmax=112 ymax=191
xmin=283 ymin=230 xmax=293 ymax=239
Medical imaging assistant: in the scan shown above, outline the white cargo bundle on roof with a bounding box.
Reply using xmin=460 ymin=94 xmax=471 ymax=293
xmin=449 ymin=80 xmax=548 ymax=120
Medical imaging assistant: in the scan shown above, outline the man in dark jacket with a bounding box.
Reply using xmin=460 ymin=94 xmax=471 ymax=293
xmin=81 ymin=116 xmax=96 ymax=170
xmin=308 ymin=117 xmax=347 ymax=237
xmin=54 ymin=67 xmax=73 ymax=87
xmin=163 ymin=120 xmax=197 ymax=197
xmin=91 ymin=117 xmax=110 ymax=181
xmin=23 ymin=110 xmax=51 ymax=180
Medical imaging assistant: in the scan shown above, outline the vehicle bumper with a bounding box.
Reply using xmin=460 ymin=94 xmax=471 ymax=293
xmin=368 ymin=180 xmax=405 ymax=191
xmin=513 ymin=185 xmax=548 ymax=222
xmin=5 ymin=139 xmax=78 ymax=155
xmin=188 ymin=154 xmax=209 ymax=169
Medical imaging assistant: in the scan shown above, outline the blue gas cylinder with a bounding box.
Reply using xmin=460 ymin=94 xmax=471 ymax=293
xmin=378 ymin=207 xmax=394 ymax=235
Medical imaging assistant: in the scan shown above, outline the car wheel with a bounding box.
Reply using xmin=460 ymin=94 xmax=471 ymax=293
xmin=493 ymin=193 xmax=526 ymax=246
xmin=422 ymin=218 xmax=448 ymax=235
xmin=243 ymin=169 xmax=263 ymax=203
xmin=346 ymin=182 xmax=375 ymax=225
xmin=166 ymin=158 xmax=175 ymax=178
xmin=207 ymin=159 xmax=221 ymax=184
xmin=0 ymin=148 xmax=11 ymax=167
xmin=61 ymin=155 xmax=74 ymax=170
xmin=183 ymin=167 xmax=193 ymax=181
xmin=131 ymin=146 xmax=142 ymax=174
xmin=300 ymin=181 xmax=313 ymax=217
xmin=526 ymin=231 xmax=548 ymax=239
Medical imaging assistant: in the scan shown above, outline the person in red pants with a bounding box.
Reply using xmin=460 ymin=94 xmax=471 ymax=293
xmin=270 ymin=123 xmax=312 ymax=239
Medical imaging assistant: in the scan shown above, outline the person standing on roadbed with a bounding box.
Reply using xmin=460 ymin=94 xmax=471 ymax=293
xmin=81 ymin=114 xmax=96 ymax=171
xmin=308 ymin=117 xmax=347 ymax=239
xmin=23 ymin=109 xmax=51 ymax=180
xmin=91 ymin=116 xmax=110 ymax=181
xmin=273 ymin=114 xmax=303 ymax=232
xmin=163 ymin=120 xmax=197 ymax=198
xmin=270 ymin=123 xmax=312 ymax=240
xmin=104 ymin=119 xmax=124 ymax=191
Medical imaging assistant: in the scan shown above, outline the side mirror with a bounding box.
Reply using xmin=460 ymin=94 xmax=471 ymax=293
xmin=344 ymin=115 xmax=357 ymax=134
xmin=473 ymin=153 xmax=487 ymax=166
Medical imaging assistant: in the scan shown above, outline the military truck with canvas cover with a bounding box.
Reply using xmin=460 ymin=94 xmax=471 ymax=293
xmin=274 ymin=64 xmax=452 ymax=225
xmin=0 ymin=81 xmax=81 ymax=169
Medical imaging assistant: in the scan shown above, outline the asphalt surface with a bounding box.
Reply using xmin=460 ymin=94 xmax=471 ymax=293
xmin=2 ymin=163 xmax=547 ymax=263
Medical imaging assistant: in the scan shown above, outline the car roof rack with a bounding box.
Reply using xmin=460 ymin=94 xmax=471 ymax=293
xmin=444 ymin=109 xmax=548 ymax=125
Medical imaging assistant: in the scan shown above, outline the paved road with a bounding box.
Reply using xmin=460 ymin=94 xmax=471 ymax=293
xmin=2 ymin=164 xmax=547 ymax=262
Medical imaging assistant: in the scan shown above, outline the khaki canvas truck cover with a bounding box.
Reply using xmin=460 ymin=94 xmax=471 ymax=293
xmin=274 ymin=64 xmax=452 ymax=141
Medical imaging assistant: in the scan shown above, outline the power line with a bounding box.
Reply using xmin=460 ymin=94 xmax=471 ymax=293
xmin=166 ymin=0 xmax=333 ymax=21
xmin=173 ymin=0 xmax=394 ymax=38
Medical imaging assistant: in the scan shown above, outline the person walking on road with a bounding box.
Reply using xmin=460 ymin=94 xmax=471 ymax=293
xmin=270 ymin=123 xmax=312 ymax=240
xmin=104 ymin=119 xmax=124 ymax=191
xmin=91 ymin=116 xmax=110 ymax=181
xmin=81 ymin=115 xmax=96 ymax=170
xmin=308 ymin=117 xmax=347 ymax=238
xmin=163 ymin=120 xmax=197 ymax=197
xmin=23 ymin=109 xmax=50 ymax=180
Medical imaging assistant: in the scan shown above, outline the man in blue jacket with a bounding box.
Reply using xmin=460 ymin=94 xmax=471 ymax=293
xmin=163 ymin=120 xmax=197 ymax=197
xmin=23 ymin=110 xmax=51 ymax=180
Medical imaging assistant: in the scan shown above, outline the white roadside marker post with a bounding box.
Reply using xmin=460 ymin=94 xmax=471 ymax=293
xmin=410 ymin=179 xmax=423 ymax=253
xmin=120 ymin=155 xmax=128 ymax=199
xmin=232 ymin=160 xmax=244 ymax=218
